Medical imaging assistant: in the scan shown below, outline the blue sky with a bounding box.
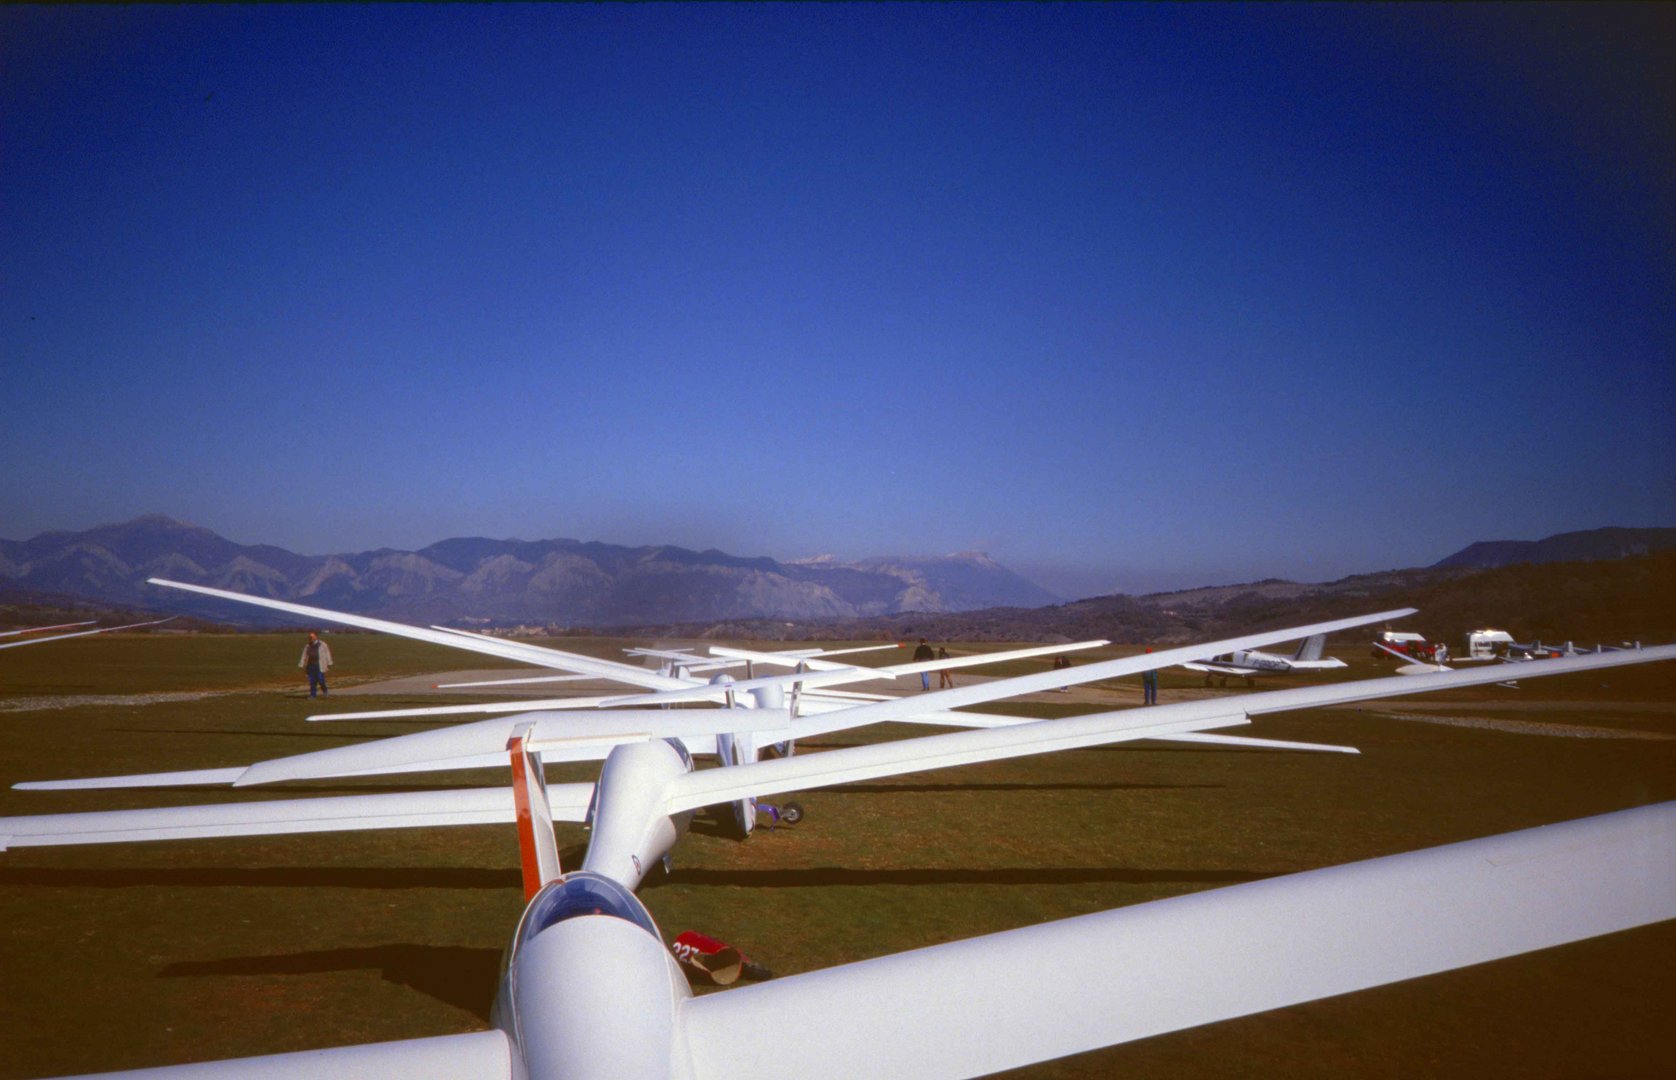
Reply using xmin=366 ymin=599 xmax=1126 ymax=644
xmin=3 ymin=4 xmax=1671 ymax=597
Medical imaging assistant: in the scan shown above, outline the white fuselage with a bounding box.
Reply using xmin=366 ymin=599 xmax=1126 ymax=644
xmin=495 ymin=875 xmax=693 ymax=1080
xmin=1192 ymin=649 xmax=1345 ymax=675
xmin=492 ymin=737 xmax=706 ymax=1078
xmin=1220 ymin=649 xmax=1293 ymax=672
xmin=578 ymin=739 xmax=695 ymax=890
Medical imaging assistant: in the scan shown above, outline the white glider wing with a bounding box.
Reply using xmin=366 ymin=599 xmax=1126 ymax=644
xmin=680 ymin=800 xmax=1676 ymax=1080
xmin=597 ymin=641 xmax=1116 ymax=710
xmin=303 ymin=694 xmax=642 ymax=723
xmin=889 ymin=708 xmax=1360 ymax=752
xmin=600 ymin=666 xmax=887 ymax=707
xmin=147 ymin=579 xmax=686 ymax=691
xmin=62 ymin=1030 xmax=513 ymax=1079
xmin=667 ymin=644 xmax=1676 ymax=813
xmin=667 ymin=706 xmax=1251 ymax=813
xmin=620 ymin=612 xmax=1402 ymax=725
xmin=760 ymin=608 xmax=1416 ymax=737
xmin=15 ymin=708 xmax=789 ymax=791
xmin=708 ymin=639 xmax=1109 ymax=678
xmin=0 ymin=616 xmax=174 ymax=651
xmin=0 ymin=784 xmax=595 ymax=850
xmin=0 ymin=620 xmax=95 ymax=638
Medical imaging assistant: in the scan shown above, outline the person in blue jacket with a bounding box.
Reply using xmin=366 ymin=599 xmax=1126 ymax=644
xmin=913 ymin=637 xmax=935 ymax=690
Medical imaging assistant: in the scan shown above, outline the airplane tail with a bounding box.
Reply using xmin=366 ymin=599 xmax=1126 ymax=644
xmin=1292 ymin=634 xmax=1327 ymax=663
xmin=509 ymin=726 xmax=562 ymax=900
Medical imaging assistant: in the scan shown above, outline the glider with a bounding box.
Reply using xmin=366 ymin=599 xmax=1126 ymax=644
xmin=147 ymin=578 xmax=1112 ymax=723
xmin=132 ymin=579 xmax=1408 ymax=835
xmin=2 ymin=640 xmax=1674 ymax=1078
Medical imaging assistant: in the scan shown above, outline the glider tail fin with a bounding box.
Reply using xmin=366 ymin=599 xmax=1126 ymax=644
xmin=509 ymin=727 xmax=562 ymax=900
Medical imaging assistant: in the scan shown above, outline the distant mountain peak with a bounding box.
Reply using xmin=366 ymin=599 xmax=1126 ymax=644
xmin=1431 ymin=526 xmax=1676 ymax=570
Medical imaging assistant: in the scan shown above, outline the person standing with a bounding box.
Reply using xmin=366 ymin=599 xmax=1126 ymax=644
xmin=1051 ymin=654 xmax=1072 ymax=691
xmin=300 ymin=631 xmax=333 ymax=698
xmin=1142 ymin=646 xmax=1159 ymax=705
xmin=937 ymin=646 xmax=954 ymax=688
xmin=913 ymin=637 xmax=935 ymax=690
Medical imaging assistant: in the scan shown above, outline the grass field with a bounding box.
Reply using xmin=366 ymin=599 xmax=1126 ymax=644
xmin=2 ymin=632 xmax=1674 ymax=1079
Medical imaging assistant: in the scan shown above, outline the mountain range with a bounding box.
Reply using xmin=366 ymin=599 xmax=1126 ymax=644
xmin=0 ymin=516 xmax=1058 ymax=626
xmin=2 ymin=517 xmax=1670 ymax=636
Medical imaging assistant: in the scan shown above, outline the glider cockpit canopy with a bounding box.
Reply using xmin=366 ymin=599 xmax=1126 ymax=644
xmin=513 ymin=870 xmax=660 ymax=955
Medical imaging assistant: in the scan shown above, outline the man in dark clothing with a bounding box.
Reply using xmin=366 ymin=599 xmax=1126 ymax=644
xmin=299 ymin=631 xmax=333 ymax=698
xmin=1142 ymin=646 xmax=1159 ymax=705
xmin=913 ymin=637 xmax=935 ymax=690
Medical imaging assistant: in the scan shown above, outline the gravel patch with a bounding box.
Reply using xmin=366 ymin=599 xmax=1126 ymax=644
xmin=0 ymin=690 xmax=238 ymax=713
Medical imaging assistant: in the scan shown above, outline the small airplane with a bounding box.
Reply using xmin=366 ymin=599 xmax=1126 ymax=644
xmin=1181 ymin=632 xmax=1348 ymax=685
xmin=2 ymin=626 xmax=1673 ymax=1078
xmin=0 ymin=615 xmax=174 ymax=651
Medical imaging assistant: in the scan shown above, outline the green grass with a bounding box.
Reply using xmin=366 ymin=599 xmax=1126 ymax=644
xmin=2 ymin=634 xmax=1674 ymax=1078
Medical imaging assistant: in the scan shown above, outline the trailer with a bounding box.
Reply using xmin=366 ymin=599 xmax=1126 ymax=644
xmin=1466 ymin=629 xmax=1515 ymax=661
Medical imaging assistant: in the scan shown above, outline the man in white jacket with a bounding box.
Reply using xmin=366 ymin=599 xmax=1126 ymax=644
xmin=299 ymin=631 xmax=333 ymax=697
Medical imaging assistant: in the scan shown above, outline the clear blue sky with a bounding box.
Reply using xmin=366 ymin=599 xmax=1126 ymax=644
xmin=3 ymin=4 xmax=1671 ymax=597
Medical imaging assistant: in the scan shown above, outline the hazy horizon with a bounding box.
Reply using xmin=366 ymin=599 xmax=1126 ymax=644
xmin=10 ymin=510 xmax=1668 ymax=604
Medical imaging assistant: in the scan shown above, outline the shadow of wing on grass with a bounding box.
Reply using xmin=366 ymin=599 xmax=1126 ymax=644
xmin=681 ymin=784 xmax=1219 ymax=837
xmin=795 ymin=739 xmax=1332 ymax=758
xmin=160 ymin=944 xmax=502 ymax=1020
xmin=685 ymin=817 xmax=740 ymax=839
xmin=0 ymin=865 xmax=522 ymax=890
xmin=828 ymin=781 xmax=1220 ymax=794
xmin=665 ymin=865 xmax=1276 ymax=888
xmin=111 ymin=727 xmax=389 ymax=741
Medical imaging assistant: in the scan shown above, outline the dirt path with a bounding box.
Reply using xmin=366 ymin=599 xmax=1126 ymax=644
xmin=1361 ymin=710 xmax=1676 ymax=740
xmin=0 ymin=690 xmax=239 ymax=713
